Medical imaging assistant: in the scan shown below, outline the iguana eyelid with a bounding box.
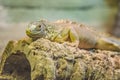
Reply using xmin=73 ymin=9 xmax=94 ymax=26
xmin=35 ymin=23 xmax=45 ymax=31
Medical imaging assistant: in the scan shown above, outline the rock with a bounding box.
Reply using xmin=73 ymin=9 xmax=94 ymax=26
xmin=0 ymin=38 xmax=120 ymax=80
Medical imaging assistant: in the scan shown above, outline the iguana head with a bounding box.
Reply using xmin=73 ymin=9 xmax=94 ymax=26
xmin=26 ymin=20 xmax=48 ymax=39
xmin=26 ymin=20 xmax=58 ymax=40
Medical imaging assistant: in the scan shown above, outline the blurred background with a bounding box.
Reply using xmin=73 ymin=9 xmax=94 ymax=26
xmin=0 ymin=0 xmax=119 ymax=55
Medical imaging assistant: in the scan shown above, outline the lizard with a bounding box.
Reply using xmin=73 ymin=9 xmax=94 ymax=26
xmin=26 ymin=19 xmax=120 ymax=51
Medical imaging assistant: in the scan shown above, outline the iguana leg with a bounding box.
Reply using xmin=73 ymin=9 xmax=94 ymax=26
xmin=54 ymin=28 xmax=70 ymax=43
xmin=65 ymin=27 xmax=79 ymax=47
xmin=96 ymin=37 xmax=120 ymax=51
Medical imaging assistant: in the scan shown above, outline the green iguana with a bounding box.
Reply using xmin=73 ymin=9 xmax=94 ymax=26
xmin=26 ymin=20 xmax=120 ymax=51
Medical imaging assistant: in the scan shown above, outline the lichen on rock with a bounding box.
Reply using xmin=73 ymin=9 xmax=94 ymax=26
xmin=0 ymin=38 xmax=120 ymax=80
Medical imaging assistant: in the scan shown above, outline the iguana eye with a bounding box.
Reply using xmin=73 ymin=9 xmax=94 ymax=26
xmin=38 ymin=25 xmax=41 ymax=28
xmin=35 ymin=25 xmax=42 ymax=31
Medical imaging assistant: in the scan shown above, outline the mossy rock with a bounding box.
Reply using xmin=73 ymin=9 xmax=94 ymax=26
xmin=0 ymin=38 xmax=120 ymax=80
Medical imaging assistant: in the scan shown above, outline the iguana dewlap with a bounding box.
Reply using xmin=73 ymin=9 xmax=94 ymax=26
xmin=26 ymin=20 xmax=120 ymax=51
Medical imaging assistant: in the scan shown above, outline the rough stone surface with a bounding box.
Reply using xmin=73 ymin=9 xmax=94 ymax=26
xmin=0 ymin=38 xmax=120 ymax=80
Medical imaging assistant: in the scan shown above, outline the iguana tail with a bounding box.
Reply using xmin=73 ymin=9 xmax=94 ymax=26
xmin=96 ymin=37 xmax=120 ymax=51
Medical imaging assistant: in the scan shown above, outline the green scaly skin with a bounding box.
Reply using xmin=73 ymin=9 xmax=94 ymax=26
xmin=26 ymin=20 xmax=120 ymax=51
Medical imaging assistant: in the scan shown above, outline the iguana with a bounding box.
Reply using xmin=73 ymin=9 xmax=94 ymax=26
xmin=26 ymin=20 xmax=120 ymax=51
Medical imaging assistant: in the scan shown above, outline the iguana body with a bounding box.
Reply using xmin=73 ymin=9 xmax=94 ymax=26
xmin=26 ymin=20 xmax=120 ymax=51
